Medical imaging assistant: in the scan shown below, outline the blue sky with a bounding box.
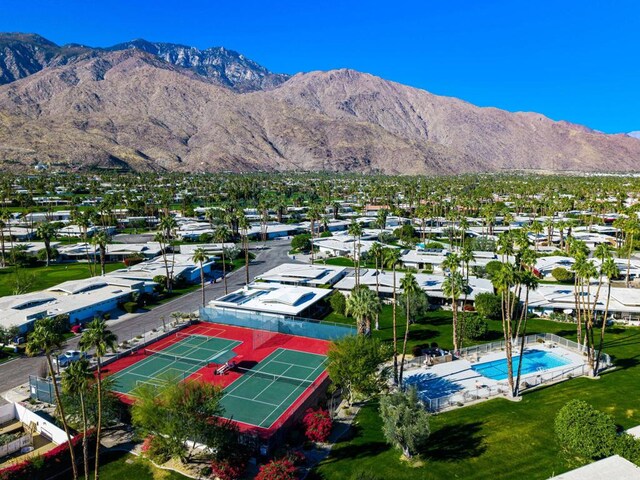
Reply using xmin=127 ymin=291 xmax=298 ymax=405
xmin=2 ymin=0 xmax=639 ymax=133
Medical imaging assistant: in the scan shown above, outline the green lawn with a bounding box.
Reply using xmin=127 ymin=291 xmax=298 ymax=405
xmin=0 ymin=263 xmax=126 ymax=297
xmin=313 ymin=310 xmax=640 ymax=480
xmin=82 ymin=450 xmax=190 ymax=480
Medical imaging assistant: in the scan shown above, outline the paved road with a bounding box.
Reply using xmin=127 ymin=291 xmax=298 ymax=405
xmin=0 ymin=239 xmax=296 ymax=398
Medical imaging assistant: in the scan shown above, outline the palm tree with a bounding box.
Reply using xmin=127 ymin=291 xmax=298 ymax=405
xmin=442 ymin=271 xmax=465 ymax=354
xmin=154 ymin=231 xmax=173 ymax=292
xmin=214 ymin=225 xmax=231 ymax=295
xmin=79 ymin=318 xmax=117 ymax=480
xmin=383 ymin=247 xmax=402 ymax=384
xmin=348 ymin=220 xmax=363 ymax=284
xmin=594 ymin=257 xmax=620 ymax=375
xmin=192 ymin=247 xmax=209 ymax=307
xmin=0 ymin=209 xmax=10 ymax=268
xmin=62 ymin=359 xmax=92 ymax=480
xmin=399 ymin=272 xmax=420 ymax=384
xmin=307 ymin=204 xmax=322 ymax=264
xmin=91 ymin=231 xmax=109 ymax=276
xmin=491 ymin=262 xmax=518 ymax=396
xmin=369 ymin=242 xmax=383 ymax=330
xmin=345 ymin=285 xmax=381 ymax=336
xmin=238 ymin=215 xmax=250 ymax=285
xmin=513 ymin=270 xmax=539 ymax=395
xmin=623 ymin=218 xmax=640 ymax=287
xmin=27 ymin=318 xmax=79 ymax=480
xmin=36 ymin=221 xmax=57 ymax=266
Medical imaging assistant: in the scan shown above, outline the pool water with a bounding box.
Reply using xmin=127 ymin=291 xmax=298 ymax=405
xmin=471 ymin=349 xmax=570 ymax=381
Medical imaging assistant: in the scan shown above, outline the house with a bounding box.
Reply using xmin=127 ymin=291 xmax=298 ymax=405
xmin=254 ymin=263 xmax=347 ymax=287
xmin=0 ymin=277 xmax=152 ymax=333
xmin=206 ymin=283 xmax=333 ymax=318
xmin=107 ymin=253 xmax=215 ymax=284
xmin=334 ymin=270 xmax=494 ymax=305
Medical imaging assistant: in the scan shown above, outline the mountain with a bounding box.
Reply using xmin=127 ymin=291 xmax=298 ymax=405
xmin=0 ymin=33 xmax=289 ymax=92
xmin=0 ymin=44 xmax=639 ymax=175
xmin=106 ymin=39 xmax=290 ymax=92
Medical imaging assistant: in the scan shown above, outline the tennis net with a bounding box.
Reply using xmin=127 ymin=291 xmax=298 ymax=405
xmin=235 ymin=366 xmax=315 ymax=388
xmin=144 ymin=348 xmax=210 ymax=367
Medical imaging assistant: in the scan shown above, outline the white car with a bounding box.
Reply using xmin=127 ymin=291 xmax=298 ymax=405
xmin=54 ymin=350 xmax=87 ymax=368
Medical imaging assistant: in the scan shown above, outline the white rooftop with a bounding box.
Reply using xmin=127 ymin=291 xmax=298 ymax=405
xmin=209 ymin=283 xmax=332 ymax=316
xmin=254 ymin=263 xmax=346 ymax=286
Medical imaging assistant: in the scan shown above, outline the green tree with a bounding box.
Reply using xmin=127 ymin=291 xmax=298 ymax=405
xmin=214 ymin=225 xmax=231 ymax=295
xmin=79 ymin=318 xmax=117 ymax=480
xmin=329 ymin=290 xmax=347 ymax=315
xmin=291 ymin=233 xmax=312 ymax=252
xmin=442 ymin=270 xmax=465 ymax=353
xmin=27 ymin=318 xmax=78 ymax=480
xmin=91 ymin=230 xmax=109 ymax=276
xmin=36 ymin=221 xmax=56 ymax=266
xmin=191 ymin=247 xmax=209 ymax=307
xmin=62 ymin=359 xmax=92 ymax=480
xmin=398 ymin=272 xmax=420 ymax=384
xmin=131 ymin=377 xmax=228 ymax=462
xmin=379 ymin=388 xmax=430 ymax=459
xmin=346 ymin=285 xmax=382 ymax=336
xmin=474 ymin=292 xmax=502 ymax=320
xmin=383 ymin=247 xmax=402 ymax=384
xmin=326 ymin=336 xmax=388 ymax=405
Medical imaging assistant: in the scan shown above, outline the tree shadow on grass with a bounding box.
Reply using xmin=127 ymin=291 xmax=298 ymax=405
xmin=322 ymin=422 xmax=390 ymax=465
xmin=408 ymin=329 xmax=439 ymax=342
xmin=610 ymin=355 xmax=640 ymax=371
xmin=420 ymin=421 xmax=486 ymax=461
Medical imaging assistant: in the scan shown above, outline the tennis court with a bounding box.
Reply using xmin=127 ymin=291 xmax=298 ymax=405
xmin=110 ymin=333 xmax=241 ymax=395
xmin=221 ymin=348 xmax=327 ymax=428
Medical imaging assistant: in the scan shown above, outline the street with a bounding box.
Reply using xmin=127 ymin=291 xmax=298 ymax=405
xmin=0 ymin=239 xmax=296 ymax=398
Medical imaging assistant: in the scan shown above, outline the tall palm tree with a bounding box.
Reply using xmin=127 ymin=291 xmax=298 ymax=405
xmin=27 ymin=318 xmax=79 ymax=480
xmin=513 ymin=270 xmax=539 ymax=396
xmin=345 ymin=285 xmax=381 ymax=336
xmin=491 ymin=262 xmax=518 ymax=397
xmin=307 ymin=204 xmax=322 ymax=264
xmin=348 ymin=220 xmax=363 ymax=284
xmin=594 ymin=257 xmax=620 ymax=375
xmin=623 ymin=218 xmax=640 ymax=287
xmin=91 ymin=231 xmax=109 ymax=276
xmin=369 ymin=242 xmax=383 ymax=330
xmin=192 ymin=247 xmax=209 ymax=307
xmin=442 ymin=271 xmax=465 ymax=354
xmin=238 ymin=215 xmax=250 ymax=285
xmin=62 ymin=359 xmax=92 ymax=480
xmin=214 ymin=225 xmax=231 ymax=295
xmin=399 ymin=272 xmax=420 ymax=384
xmin=383 ymin=247 xmax=402 ymax=384
xmin=0 ymin=209 xmax=10 ymax=268
xmin=79 ymin=318 xmax=117 ymax=480
xmin=36 ymin=221 xmax=57 ymax=267
xmin=153 ymin=231 xmax=173 ymax=292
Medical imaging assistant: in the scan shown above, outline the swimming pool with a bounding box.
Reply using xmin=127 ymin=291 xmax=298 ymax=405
xmin=471 ymin=349 xmax=570 ymax=381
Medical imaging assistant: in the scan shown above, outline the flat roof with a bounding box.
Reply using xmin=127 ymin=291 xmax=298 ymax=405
xmin=254 ymin=263 xmax=346 ymax=286
xmin=209 ymin=283 xmax=332 ymax=316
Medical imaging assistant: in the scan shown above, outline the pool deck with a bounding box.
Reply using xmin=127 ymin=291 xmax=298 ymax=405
xmin=404 ymin=343 xmax=585 ymax=405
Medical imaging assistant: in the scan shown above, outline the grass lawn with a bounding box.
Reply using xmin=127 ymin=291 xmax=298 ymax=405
xmin=0 ymin=262 xmax=126 ymax=297
xmin=313 ymin=309 xmax=640 ymax=480
xmin=83 ymin=450 xmax=190 ymax=480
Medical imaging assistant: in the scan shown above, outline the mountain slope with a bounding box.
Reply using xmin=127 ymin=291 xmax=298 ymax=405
xmin=0 ymin=49 xmax=638 ymax=174
xmin=107 ymin=39 xmax=290 ymax=92
xmin=0 ymin=33 xmax=289 ymax=92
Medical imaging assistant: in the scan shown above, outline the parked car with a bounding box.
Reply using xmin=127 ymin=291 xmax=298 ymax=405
xmin=54 ymin=350 xmax=87 ymax=368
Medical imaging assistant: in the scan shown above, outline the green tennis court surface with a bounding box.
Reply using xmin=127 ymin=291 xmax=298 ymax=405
xmin=111 ymin=334 xmax=240 ymax=395
xmin=221 ymin=348 xmax=327 ymax=429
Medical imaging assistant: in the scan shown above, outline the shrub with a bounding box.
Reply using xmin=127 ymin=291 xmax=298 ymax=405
xmin=462 ymin=315 xmax=489 ymax=340
xmin=140 ymin=434 xmax=171 ymax=463
xmin=122 ymin=302 xmax=138 ymax=314
xmin=329 ymin=291 xmax=347 ymax=315
xmin=302 ymin=407 xmax=333 ymax=443
xmin=123 ymin=256 xmax=144 ymax=267
xmin=291 ymin=234 xmax=312 ymax=252
xmin=485 ymin=260 xmax=502 ymax=279
xmin=554 ymin=399 xmax=617 ymax=460
xmin=422 ymin=241 xmax=444 ymax=250
xmin=255 ymin=458 xmax=297 ymax=480
xmin=210 ymin=457 xmax=247 ymax=480
xmin=320 ymin=230 xmax=333 ymax=238
xmin=70 ymin=325 xmax=82 ymax=334
xmin=552 ymin=267 xmax=574 ymax=283
xmin=474 ymin=293 xmax=502 ymax=320
xmin=614 ymin=433 xmax=640 ymax=465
